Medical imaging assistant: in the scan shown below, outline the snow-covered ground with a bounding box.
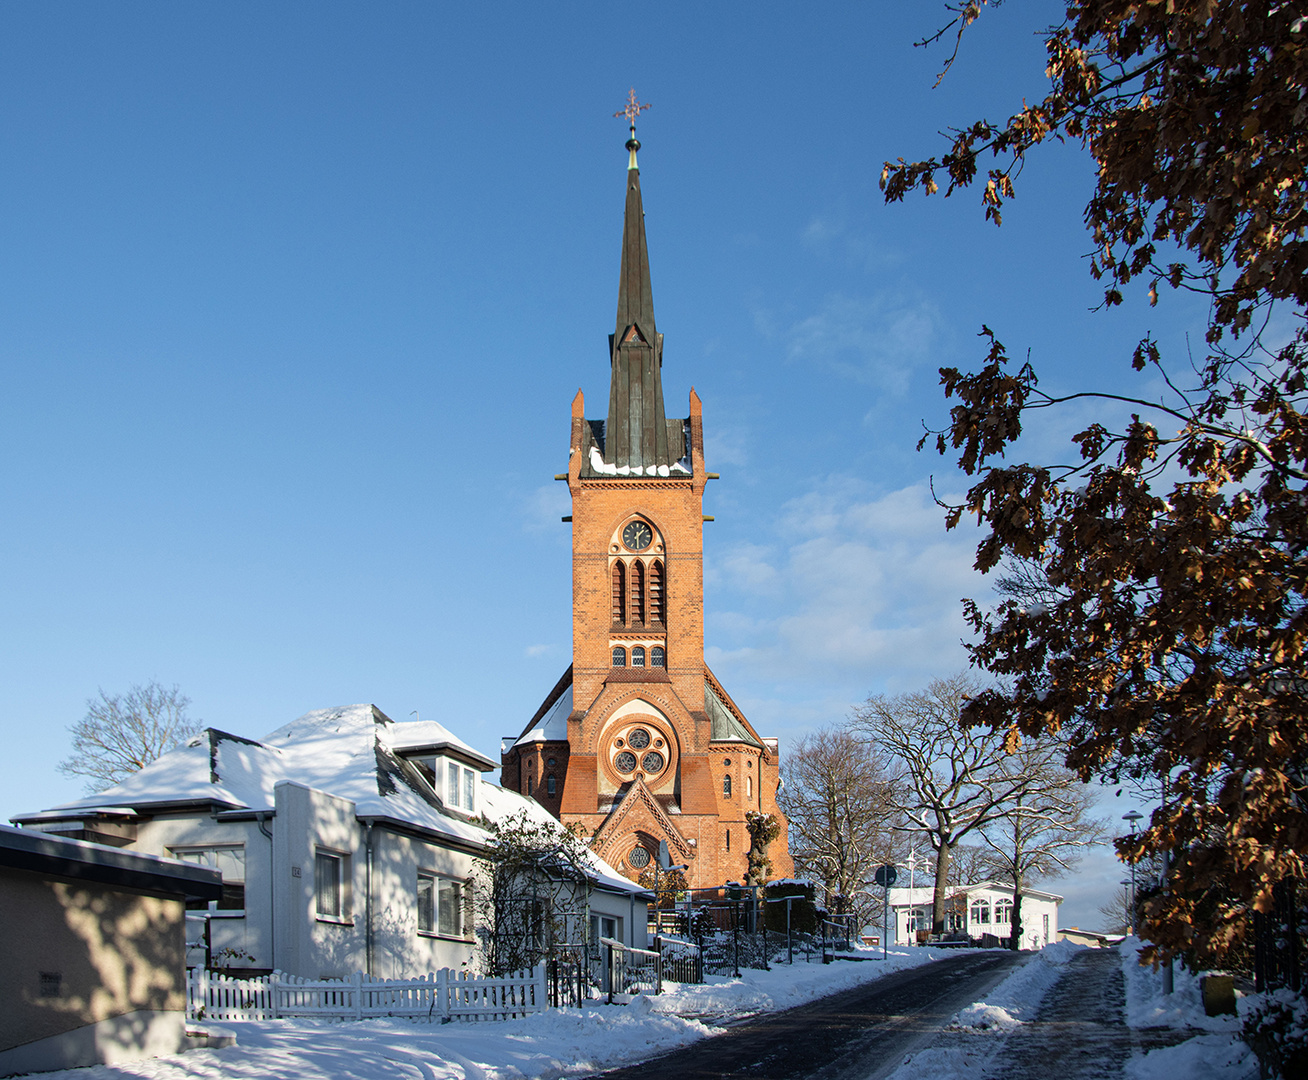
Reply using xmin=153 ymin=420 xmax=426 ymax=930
xmin=17 ymin=940 xmax=1268 ymax=1080
xmin=884 ymin=936 xmax=1260 ymax=1080
xmin=1120 ymin=938 xmax=1258 ymax=1080
xmin=17 ymin=945 xmax=956 ymax=1080
xmin=882 ymin=940 xmax=1083 ymax=1080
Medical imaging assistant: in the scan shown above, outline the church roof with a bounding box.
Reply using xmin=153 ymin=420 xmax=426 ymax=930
xmin=601 ymin=131 xmax=674 ymax=473
xmin=704 ymin=667 xmax=765 ymax=748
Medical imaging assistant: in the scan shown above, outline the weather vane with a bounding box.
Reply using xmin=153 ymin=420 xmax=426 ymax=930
xmin=614 ymin=88 xmax=651 ymax=129
xmin=615 ymin=88 xmax=651 ymax=168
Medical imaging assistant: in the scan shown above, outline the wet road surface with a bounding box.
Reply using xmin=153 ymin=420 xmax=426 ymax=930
xmin=584 ymin=951 xmax=1025 ymax=1080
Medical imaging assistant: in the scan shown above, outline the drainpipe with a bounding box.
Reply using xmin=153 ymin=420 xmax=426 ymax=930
xmin=362 ymin=819 xmax=376 ymax=977
xmin=257 ymin=811 xmax=275 ymax=970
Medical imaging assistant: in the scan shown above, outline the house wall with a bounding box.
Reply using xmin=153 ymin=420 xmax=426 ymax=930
xmin=128 ymin=813 xmax=269 ymax=970
xmin=893 ymin=887 xmax=1061 ymax=949
xmin=0 ymin=866 xmax=188 ymax=1073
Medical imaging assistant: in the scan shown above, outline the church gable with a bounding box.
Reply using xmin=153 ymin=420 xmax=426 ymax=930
xmin=590 ymin=776 xmax=694 ymax=877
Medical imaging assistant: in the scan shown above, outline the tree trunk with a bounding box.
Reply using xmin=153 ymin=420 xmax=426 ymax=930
xmin=1009 ymin=884 xmax=1023 ymax=951
xmin=932 ymin=843 xmax=953 ymax=937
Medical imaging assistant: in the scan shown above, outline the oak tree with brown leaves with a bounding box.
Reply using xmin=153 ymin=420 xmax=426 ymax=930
xmin=884 ymin=2 xmax=1308 ymax=968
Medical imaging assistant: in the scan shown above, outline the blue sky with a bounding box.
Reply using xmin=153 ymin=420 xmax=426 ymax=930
xmin=1 ymin=2 xmax=1199 ymax=929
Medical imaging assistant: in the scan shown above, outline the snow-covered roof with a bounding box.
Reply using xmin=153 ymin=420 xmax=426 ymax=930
xmin=12 ymin=703 xmax=644 ymax=898
xmin=385 ymin=719 xmax=497 ymax=770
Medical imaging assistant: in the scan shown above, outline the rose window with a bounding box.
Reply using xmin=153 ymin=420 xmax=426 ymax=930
xmin=628 ymin=846 xmax=651 ymax=868
xmin=606 ymin=721 xmax=671 ymax=783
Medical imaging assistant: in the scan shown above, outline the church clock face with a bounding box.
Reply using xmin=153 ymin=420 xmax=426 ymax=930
xmin=622 ymin=520 xmax=653 ymax=551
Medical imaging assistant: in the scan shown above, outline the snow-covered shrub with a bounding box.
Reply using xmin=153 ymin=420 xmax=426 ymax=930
xmin=1242 ymin=988 xmax=1308 ymax=1079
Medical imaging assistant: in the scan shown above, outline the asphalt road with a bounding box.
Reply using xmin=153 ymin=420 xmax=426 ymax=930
xmin=585 ymin=950 xmax=1026 ymax=1080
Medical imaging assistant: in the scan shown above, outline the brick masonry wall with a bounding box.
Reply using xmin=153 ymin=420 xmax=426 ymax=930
xmin=501 ymin=388 xmax=793 ymax=891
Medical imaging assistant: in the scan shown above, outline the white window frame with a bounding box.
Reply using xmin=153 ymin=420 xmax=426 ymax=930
xmin=315 ymin=849 xmax=351 ymax=922
xmin=440 ymin=758 xmax=479 ymax=814
xmin=417 ymin=871 xmax=468 ymax=938
xmin=171 ymin=845 xmax=246 ymax=915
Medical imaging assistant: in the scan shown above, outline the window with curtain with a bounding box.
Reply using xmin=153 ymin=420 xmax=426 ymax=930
xmin=315 ymin=851 xmax=345 ymax=919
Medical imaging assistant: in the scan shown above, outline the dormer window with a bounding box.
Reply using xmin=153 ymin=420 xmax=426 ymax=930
xmin=444 ymin=760 xmax=478 ymax=814
xmin=412 ymin=754 xmax=479 ymax=814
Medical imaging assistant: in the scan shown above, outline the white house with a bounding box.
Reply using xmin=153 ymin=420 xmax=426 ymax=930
xmin=887 ymin=880 xmax=1063 ymax=949
xmin=13 ymin=704 xmax=649 ymax=980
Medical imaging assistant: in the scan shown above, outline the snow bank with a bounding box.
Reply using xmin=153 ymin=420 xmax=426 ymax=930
xmin=951 ymin=939 xmax=1081 ymax=1033
xmin=1120 ymin=936 xmax=1239 ymax=1032
xmin=1120 ymin=937 xmax=1257 ymax=1080
xmin=1125 ymin=1032 xmax=1258 ymax=1080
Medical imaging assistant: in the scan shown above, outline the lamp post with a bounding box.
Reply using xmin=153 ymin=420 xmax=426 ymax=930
xmin=1123 ymin=810 xmax=1143 ymax=935
xmin=1119 ymin=878 xmax=1134 ymax=936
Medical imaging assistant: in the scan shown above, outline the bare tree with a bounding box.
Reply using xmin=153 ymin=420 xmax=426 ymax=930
xmin=853 ymin=673 xmax=1041 ymax=937
xmin=777 ymin=726 xmax=900 ymax=928
xmin=979 ymin=742 xmax=1108 ymax=949
xmin=59 ymin=681 xmax=201 ymax=793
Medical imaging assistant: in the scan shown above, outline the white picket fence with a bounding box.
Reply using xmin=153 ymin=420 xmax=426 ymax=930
xmin=188 ymin=965 xmax=548 ymax=1023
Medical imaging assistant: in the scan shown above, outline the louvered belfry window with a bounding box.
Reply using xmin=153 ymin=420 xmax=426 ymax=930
xmin=612 ymin=561 xmax=626 ymax=624
xmin=650 ymin=560 xmax=664 ymax=624
xmin=631 ymin=560 xmax=646 ymax=624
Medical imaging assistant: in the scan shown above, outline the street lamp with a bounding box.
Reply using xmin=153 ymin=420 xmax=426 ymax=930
xmin=1123 ymin=810 xmax=1144 ymax=933
xmin=1119 ymin=877 xmax=1134 ymax=936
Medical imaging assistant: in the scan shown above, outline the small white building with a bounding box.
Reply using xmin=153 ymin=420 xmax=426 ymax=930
xmin=887 ymin=880 xmax=1063 ymax=949
xmin=13 ymin=704 xmax=648 ymax=980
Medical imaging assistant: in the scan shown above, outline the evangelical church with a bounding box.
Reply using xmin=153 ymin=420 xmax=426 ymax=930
xmin=500 ymin=107 xmax=792 ymax=891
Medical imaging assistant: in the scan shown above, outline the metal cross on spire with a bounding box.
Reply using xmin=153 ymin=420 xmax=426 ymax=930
xmin=614 ymin=88 xmax=651 ymax=128
xmin=614 ymin=88 xmax=651 ymax=169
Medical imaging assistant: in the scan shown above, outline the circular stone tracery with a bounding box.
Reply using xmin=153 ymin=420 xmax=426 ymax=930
xmin=628 ymin=846 xmax=651 ymax=868
xmin=603 ymin=718 xmax=674 ymax=786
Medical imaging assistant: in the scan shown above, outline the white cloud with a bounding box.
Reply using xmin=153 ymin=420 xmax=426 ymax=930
xmin=522 ymin=482 xmax=570 ymax=534
xmin=707 ymin=479 xmax=993 ymax=696
xmin=524 ymin=644 xmax=552 ymax=658
xmin=782 ymin=293 xmax=942 ymax=391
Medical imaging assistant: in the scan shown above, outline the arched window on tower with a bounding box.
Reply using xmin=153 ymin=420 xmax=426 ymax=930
xmin=631 ymin=646 xmax=646 ymax=668
xmin=650 ymin=561 xmax=665 ymax=624
xmin=612 ymin=646 xmax=627 ymax=667
xmin=630 ymin=560 xmax=646 ymax=625
xmin=651 ymin=646 xmax=665 ymax=667
xmin=723 ymin=775 xmax=732 ymax=798
xmin=612 ymin=562 xmax=626 ymax=624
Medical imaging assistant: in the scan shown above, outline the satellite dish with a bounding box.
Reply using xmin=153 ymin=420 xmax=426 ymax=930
xmin=658 ymin=840 xmax=670 ymax=868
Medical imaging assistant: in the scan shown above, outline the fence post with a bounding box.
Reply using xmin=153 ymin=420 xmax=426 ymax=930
xmin=535 ymin=962 xmax=547 ymax=1011
xmin=437 ymin=968 xmax=450 ymax=1021
xmin=351 ymin=971 xmax=363 ymax=1020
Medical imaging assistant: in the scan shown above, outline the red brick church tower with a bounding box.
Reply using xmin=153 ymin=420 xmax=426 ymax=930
xmin=500 ymin=107 xmax=792 ymax=890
